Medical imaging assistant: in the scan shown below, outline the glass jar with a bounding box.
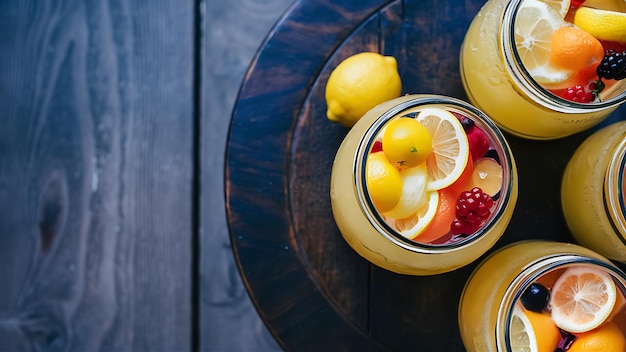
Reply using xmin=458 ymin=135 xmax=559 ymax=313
xmin=459 ymin=240 xmax=626 ymax=351
xmin=329 ymin=94 xmax=518 ymax=275
xmin=561 ymin=121 xmax=626 ymax=263
xmin=460 ymin=0 xmax=626 ymax=140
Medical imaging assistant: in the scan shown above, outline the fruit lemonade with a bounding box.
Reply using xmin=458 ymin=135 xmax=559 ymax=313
xmin=461 ymin=0 xmax=626 ymax=139
xmin=365 ymin=100 xmax=508 ymax=246
xmin=458 ymin=241 xmax=626 ymax=352
xmin=562 ymin=121 xmax=626 ymax=262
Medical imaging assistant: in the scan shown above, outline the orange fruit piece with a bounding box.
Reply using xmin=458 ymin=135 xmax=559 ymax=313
xmin=509 ymin=304 xmax=561 ymax=352
xmin=550 ymin=265 xmax=617 ymax=333
xmin=470 ymin=158 xmax=503 ymax=197
xmin=412 ymin=187 xmax=457 ymax=243
xmin=448 ymin=153 xmax=474 ymax=195
xmin=568 ymin=321 xmax=626 ymax=352
xmin=383 ymin=117 xmax=433 ymax=168
xmin=549 ymin=26 xmax=605 ymax=72
xmin=366 ymin=152 xmax=403 ymax=213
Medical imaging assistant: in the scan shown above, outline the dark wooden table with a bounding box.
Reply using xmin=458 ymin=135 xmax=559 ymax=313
xmin=1 ymin=0 xmax=287 ymax=351
xmin=226 ymin=0 xmax=626 ymax=351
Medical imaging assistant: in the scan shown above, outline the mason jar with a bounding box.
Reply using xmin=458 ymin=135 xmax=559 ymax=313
xmin=460 ymin=0 xmax=626 ymax=140
xmin=329 ymin=94 xmax=518 ymax=275
xmin=459 ymin=240 xmax=626 ymax=351
xmin=562 ymin=121 xmax=626 ymax=262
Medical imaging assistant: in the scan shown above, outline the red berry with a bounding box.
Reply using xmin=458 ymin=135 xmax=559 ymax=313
xmin=466 ymin=126 xmax=490 ymax=159
xmin=371 ymin=140 xmax=383 ymax=153
xmin=570 ymin=0 xmax=585 ymax=8
xmin=451 ymin=187 xmax=494 ymax=235
xmin=550 ymin=84 xmax=595 ymax=103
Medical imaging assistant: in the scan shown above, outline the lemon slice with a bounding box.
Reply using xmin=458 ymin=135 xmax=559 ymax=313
xmin=540 ymin=0 xmax=571 ymax=17
xmin=509 ymin=305 xmax=561 ymax=352
xmin=416 ymin=108 xmax=469 ymax=191
xmin=383 ymin=164 xmax=429 ymax=219
xmin=574 ymin=6 xmax=626 ymax=43
xmin=515 ymin=0 xmax=572 ymax=84
xmin=550 ymin=265 xmax=617 ymax=333
xmin=384 ymin=190 xmax=439 ymax=239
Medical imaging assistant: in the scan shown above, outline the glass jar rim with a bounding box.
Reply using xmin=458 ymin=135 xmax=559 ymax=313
xmin=496 ymin=255 xmax=626 ymax=351
xmin=353 ymin=95 xmax=515 ymax=253
xmin=500 ymin=0 xmax=626 ymax=112
xmin=605 ymin=137 xmax=626 ymax=243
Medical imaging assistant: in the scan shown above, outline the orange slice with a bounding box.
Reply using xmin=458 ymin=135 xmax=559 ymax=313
xmin=550 ymin=266 xmax=617 ymax=333
xmin=385 ymin=190 xmax=439 ymax=240
xmin=416 ymin=108 xmax=469 ymax=191
xmin=568 ymin=321 xmax=626 ymax=352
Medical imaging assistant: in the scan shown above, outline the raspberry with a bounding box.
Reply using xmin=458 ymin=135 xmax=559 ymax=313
xmin=597 ymin=49 xmax=626 ymax=80
xmin=451 ymin=187 xmax=494 ymax=235
xmin=371 ymin=140 xmax=383 ymax=153
xmin=551 ymin=84 xmax=596 ymax=103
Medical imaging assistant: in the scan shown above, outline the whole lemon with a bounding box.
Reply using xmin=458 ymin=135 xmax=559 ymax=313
xmin=325 ymin=52 xmax=402 ymax=127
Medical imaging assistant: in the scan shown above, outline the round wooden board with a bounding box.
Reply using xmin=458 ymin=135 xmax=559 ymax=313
xmin=226 ymin=0 xmax=626 ymax=350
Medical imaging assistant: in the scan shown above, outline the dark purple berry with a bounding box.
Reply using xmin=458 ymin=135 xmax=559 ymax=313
xmin=597 ymin=49 xmax=626 ymax=80
xmin=520 ymin=282 xmax=550 ymax=312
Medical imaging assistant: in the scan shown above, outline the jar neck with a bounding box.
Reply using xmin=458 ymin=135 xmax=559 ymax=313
xmin=604 ymin=138 xmax=626 ymax=243
xmin=499 ymin=0 xmax=626 ymax=112
xmin=495 ymin=256 xmax=626 ymax=350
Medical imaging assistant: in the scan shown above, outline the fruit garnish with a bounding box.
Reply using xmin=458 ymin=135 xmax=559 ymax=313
xmin=416 ymin=108 xmax=470 ymax=191
xmin=574 ymin=6 xmax=626 ymax=43
xmin=568 ymin=0 xmax=585 ymax=10
xmin=371 ymin=140 xmax=383 ymax=153
xmin=552 ymin=84 xmax=597 ymax=102
xmin=521 ymin=283 xmax=550 ymax=312
xmin=540 ymin=0 xmax=571 ymax=17
xmin=412 ymin=188 xmax=457 ymax=243
xmin=566 ymin=321 xmax=626 ymax=352
xmin=470 ymin=157 xmax=503 ymax=197
xmin=450 ymin=187 xmax=494 ymax=235
xmin=509 ymin=304 xmax=561 ymax=352
xmin=556 ymin=329 xmax=577 ymax=352
xmin=515 ymin=0 xmax=571 ymax=84
xmin=597 ymin=49 xmax=626 ymax=80
xmin=366 ymin=152 xmax=403 ymax=213
xmin=550 ymin=266 xmax=617 ymax=333
xmin=549 ymin=26 xmax=604 ymax=72
xmin=383 ymin=164 xmax=429 ymax=219
xmin=385 ymin=190 xmax=439 ymax=239
xmin=466 ymin=125 xmax=490 ymax=160
xmin=448 ymin=153 xmax=474 ymax=195
xmin=382 ymin=117 xmax=432 ymax=168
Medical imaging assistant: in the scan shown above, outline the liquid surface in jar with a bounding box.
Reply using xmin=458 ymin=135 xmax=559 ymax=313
xmin=364 ymin=107 xmax=504 ymax=245
xmin=510 ymin=263 xmax=626 ymax=352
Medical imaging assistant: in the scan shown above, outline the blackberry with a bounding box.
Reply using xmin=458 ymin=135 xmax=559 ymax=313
xmin=597 ymin=49 xmax=626 ymax=80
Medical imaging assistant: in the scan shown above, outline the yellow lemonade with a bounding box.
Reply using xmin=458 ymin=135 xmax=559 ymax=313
xmin=461 ymin=0 xmax=626 ymax=140
xmin=330 ymin=95 xmax=518 ymax=275
xmin=562 ymin=121 xmax=626 ymax=262
xmin=459 ymin=240 xmax=626 ymax=351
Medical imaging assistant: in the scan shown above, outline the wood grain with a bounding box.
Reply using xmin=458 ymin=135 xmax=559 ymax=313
xmin=0 ymin=0 xmax=193 ymax=350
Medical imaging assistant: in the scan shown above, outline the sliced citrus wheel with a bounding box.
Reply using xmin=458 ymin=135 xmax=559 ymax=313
xmin=413 ymin=188 xmax=457 ymax=243
xmin=383 ymin=164 xmax=429 ymax=219
xmin=509 ymin=304 xmax=561 ymax=352
xmin=515 ymin=0 xmax=572 ymax=84
xmin=416 ymin=108 xmax=469 ymax=191
xmin=550 ymin=265 xmax=617 ymax=333
xmin=574 ymin=6 xmax=626 ymax=43
xmin=540 ymin=0 xmax=571 ymax=17
xmin=385 ymin=190 xmax=439 ymax=240
xmin=568 ymin=321 xmax=626 ymax=352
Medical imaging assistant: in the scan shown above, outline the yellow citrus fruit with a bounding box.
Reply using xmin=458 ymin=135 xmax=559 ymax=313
xmin=582 ymin=0 xmax=626 ymax=12
xmin=550 ymin=266 xmax=617 ymax=333
xmin=574 ymin=6 xmax=626 ymax=43
xmin=366 ymin=152 xmax=403 ymax=213
xmin=384 ymin=190 xmax=439 ymax=240
xmin=382 ymin=117 xmax=432 ymax=168
xmin=509 ymin=304 xmax=561 ymax=352
xmin=383 ymin=164 xmax=429 ymax=219
xmin=515 ymin=0 xmax=572 ymax=84
xmin=568 ymin=321 xmax=626 ymax=352
xmin=549 ymin=26 xmax=605 ymax=72
xmin=415 ymin=108 xmax=469 ymax=191
xmin=325 ymin=52 xmax=402 ymax=128
xmin=541 ymin=0 xmax=571 ymax=17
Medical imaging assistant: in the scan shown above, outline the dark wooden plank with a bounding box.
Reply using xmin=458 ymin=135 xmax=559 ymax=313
xmin=201 ymin=0 xmax=291 ymax=351
xmin=0 ymin=1 xmax=194 ymax=350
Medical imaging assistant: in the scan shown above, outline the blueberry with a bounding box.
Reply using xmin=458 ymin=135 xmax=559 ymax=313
xmin=521 ymin=283 xmax=550 ymax=312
